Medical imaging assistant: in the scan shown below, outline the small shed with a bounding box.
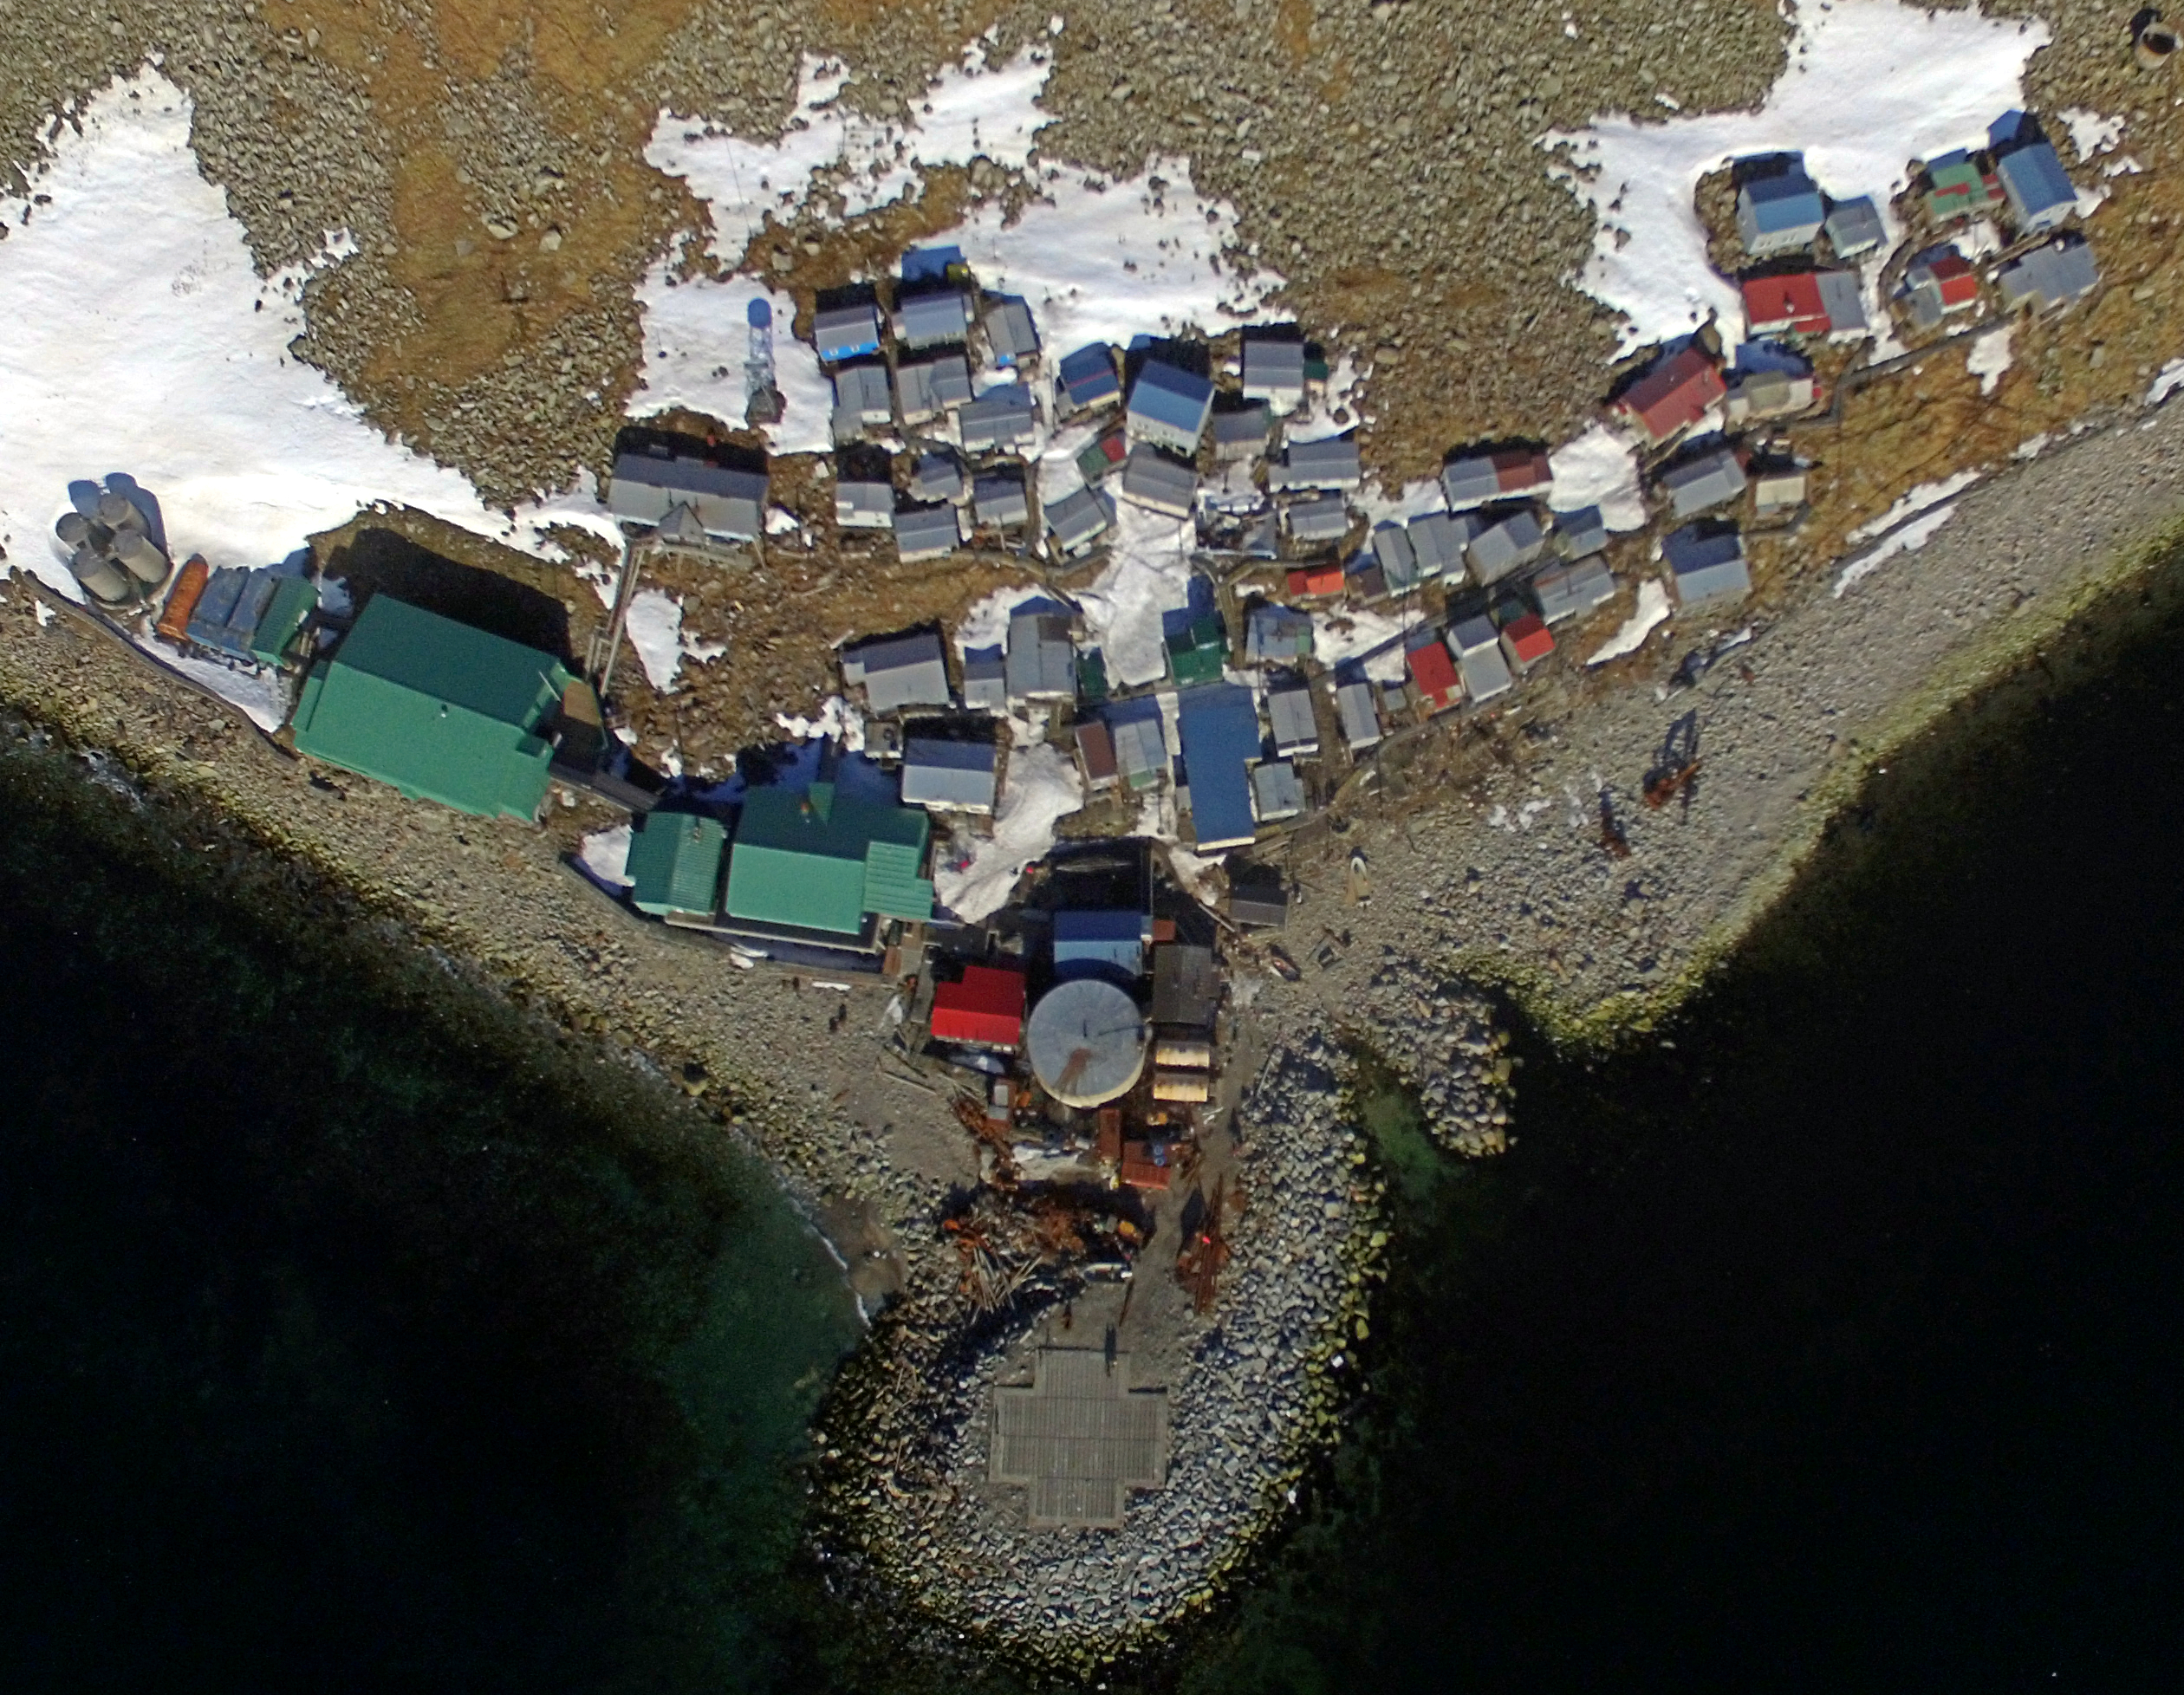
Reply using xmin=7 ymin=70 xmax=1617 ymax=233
xmin=1108 ymin=702 xmax=1169 ymax=792
xmin=959 ymin=385 xmax=1039 ymax=454
xmin=1241 ymin=334 xmax=1307 ymax=411
xmin=1736 ymin=164 xmax=1825 ymax=257
xmin=1441 ymin=446 xmax=1551 ymax=510
xmin=931 ymin=963 xmax=1027 ymax=1049
xmin=1335 ymin=675 xmax=1381 ymax=750
xmin=1664 ymin=524 xmax=1752 ymax=608
xmin=1554 ymin=504 xmax=1609 ymax=559
xmin=1076 ymin=718 xmax=1119 ymax=790
xmin=1120 ymin=445 xmax=1199 ymax=517
xmin=1661 ymin=446 xmax=1748 ymax=519
xmin=901 ymin=736 xmax=999 ymax=813
xmin=1269 ymin=434 xmax=1362 ymax=492
xmin=835 ymin=475 xmax=896 ymax=530
xmin=1371 ymin=523 xmax=1418 ymax=593
xmin=1266 ymin=675 xmax=1320 ymax=757
xmin=896 ymin=354 xmax=973 ymax=425
xmin=1127 ymin=360 xmax=1216 ymax=455
xmin=1824 ymin=195 xmax=1886 ymax=258
xmin=832 ymin=361 xmax=895 ymax=433
xmin=1615 ymin=346 xmax=1726 ymax=445
xmin=972 ymin=471 xmax=1030 ymax=530
xmin=1166 ymin=608 xmax=1228 ymax=684
xmin=1245 ymin=601 xmax=1314 ymax=664
xmin=1751 ymin=463 xmax=1810 ymax=517
xmin=627 ymin=810 xmax=727 ymax=922
xmin=1447 ymin=614 xmax=1512 ymax=704
xmin=1212 ymin=403 xmax=1273 ymax=464
xmin=1499 ymin=612 xmax=1555 ymax=672
xmin=813 ymin=302 xmax=884 ymax=363
xmin=1407 ymin=510 xmax=1473 ymax=581
xmin=1006 ymin=604 xmax=1077 ymax=701
xmin=1997 ymin=238 xmax=2098 ymax=312
xmin=1251 ymin=760 xmax=1305 ymax=823
xmin=1923 ymin=148 xmax=2004 ymax=221
xmin=1059 ymin=343 xmax=1121 ymax=411
xmin=1816 ymin=270 xmax=1868 ymax=336
xmin=984 ymin=296 xmax=1041 ymax=366
xmin=1045 ymin=486 xmax=1115 ymax=557
xmin=1227 ymin=865 xmax=1288 ymax=928
xmin=897 ymin=288 xmax=971 ymax=351
xmin=895 ymin=502 xmax=964 ymax=562
xmin=1992 ymin=127 xmax=2077 ymax=235
xmin=1284 ymin=493 xmax=1350 ymax=546
xmin=1725 ymin=360 xmax=1817 ymax=424
xmin=1906 ymin=249 xmax=1979 ymax=327
xmin=842 ymin=630 xmax=952 ymax=713
xmin=962 ymin=645 xmax=1009 ymax=711
xmin=908 ymin=449 xmax=967 ymax=504
xmin=1742 ymin=272 xmax=1831 ymax=337
xmin=1467 ymin=510 xmax=1547 ymax=585
xmin=1406 ymin=637 xmax=1463 ymax=713
xmin=1285 ymin=562 xmax=1344 ymax=598
xmin=1531 ymin=554 xmax=1616 ymax=624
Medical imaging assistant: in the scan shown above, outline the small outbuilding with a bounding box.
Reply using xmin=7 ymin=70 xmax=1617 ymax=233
xmin=984 ymin=296 xmax=1041 ymax=367
xmin=1615 ymin=346 xmax=1727 ymax=445
xmin=1441 ymin=446 xmax=1551 ymax=510
xmin=1044 ymin=485 xmax=1115 ymax=557
xmin=895 ymin=354 xmax=974 ymax=425
xmin=1058 ymin=343 xmax=1121 ymax=411
xmin=1128 ymin=360 xmax=1216 ymax=456
xmin=1251 ymin=759 xmax=1306 ymax=824
xmin=1664 ymin=523 xmax=1752 ymax=608
xmin=1997 ymin=238 xmax=2099 ymax=312
xmin=1119 ymin=445 xmax=1199 ymax=517
xmin=842 ymin=630 xmax=952 ymax=713
xmin=1284 ymin=493 xmax=1350 ymax=546
xmin=1498 ymin=612 xmax=1555 ymax=672
xmin=1736 ymin=162 xmax=1826 ymax=257
xmin=959 ymin=386 xmax=1039 ymax=455
xmin=897 ymin=288 xmax=971 ymax=351
xmin=930 ymin=963 xmax=1027 ymax=1049
xmin=1241 ymin=334 xmax=1307 ymax=412
xmin=1531 ymin=554 xmax=1616 ymax=624
xmin=1006 ymin=603 xmax=1077 ymax=702
xmin=1467 ymin=509 xmax=1548 ymax=586
xmin=813 ymin=302 xmax=884 ymax=363
xmin=894 ymin=502 xmax=964 ymax=562
xmin=1266 ymin=674 xmax=1319 ymax=757
xmin=1447 ymin=614 xmax=1512 ymax=704
xmin=1335 ymin=674 xmax=1382 ymax=750
xmin=972 ymin=471 xmax=1031 ymax=530
xmin=1408 ymin=510 xmax=1473 ymax=581
xmin=1823 ymin=195 xmax=1887 ymax=258
xmin=1661 ymin=446 xmax=1748 ymax=520
xmin=627 ymin=810 xmax=728 ymax=924
xmin=1269 ymin=434 xmax=1362 ymax=492
xmin=901 ymin=736 xmax=999 ymax=814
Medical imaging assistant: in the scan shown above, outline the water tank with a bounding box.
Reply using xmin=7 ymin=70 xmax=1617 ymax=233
xmin=95 ymin=489 xmax=147 ymax=534
xmin=55 ymin=511 xmax=93 ymax=549
xmin=1025 ymin=977 xmax=1148 ymax=1109
xmin=68 ymin=544 xmax=131 ymax=603
xmin=111 ymin=528 xmax=169 ymax=585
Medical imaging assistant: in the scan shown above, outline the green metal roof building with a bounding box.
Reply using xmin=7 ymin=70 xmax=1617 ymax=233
xmin=725 ymin=781 xmax=933 ymax=940
xmin=627 ymin=811 xmax=728 ymax=922
xmin=1167 ymin=611 xmax=1227 ymax=685
xmin=290 ymin=594 xmax=573 ymax=821
xmin=248 ymin=575 xmax=319 ymax=670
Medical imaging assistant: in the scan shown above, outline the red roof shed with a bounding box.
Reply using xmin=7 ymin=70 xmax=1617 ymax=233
xmin=1928 ymin=252 xmax=1979 ymax=307
xmin=1407 ymin=640 xmax=1462 ymax=711
xmin=1286 ymin=563 xmax=1344 ymax=598
xmin=1616 ymin=346 xmax=1727 ymax=444
xmin=931 ymin=964 xmax=1027 ymax=1049
xmin=1492 ymin=446 xmax=1553 ymax=493
xmin=1742 ymin=272 xmax=1830 ymax=335
xmin=1500 ymin=613 xmax=1556 ymax=671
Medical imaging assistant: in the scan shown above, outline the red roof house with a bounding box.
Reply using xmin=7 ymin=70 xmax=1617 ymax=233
xmin=930 ymin=964 xmax=1027 ymax=1049
xmin=1921 ymin=251 xmax=1980 ymax=308
xmin=1492 ymin=446 xmax=1552 ymax=495
xmin=1742 ymin=272 xmax=1830 ymax=335
xmin=1285 ymin=563 xmax=1345 ymax=598
xmin=1406 ymin=639 xmax=1463 ymax=712
xmin=1499 ymin=613 xmax=1556 ymax=672
xmin=1615 ymin=346 xmax=1727 ymax=445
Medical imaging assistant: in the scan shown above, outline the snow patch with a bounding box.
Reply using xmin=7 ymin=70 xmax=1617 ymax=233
xmin=1586 ymin=578 xmax=1672 ymax=666
xmin=1846 ymin=471 xmax=1982 ymax=543
xmin=1966 ymin=323 xmax=2014 ymax=398
xmin=1076 ymin=501 xmax=1194 ymax=688
xmin=2057 ymin=108 xmax=2124 ymax=160
xmin=0 ymin=68 xmax=623 ymax=605
xmin=628 ymin=259 xmax=834 ymax=452
xmin=579 ymin=823 xmax=634 ymax=887
xmin=1545 ymin=0 xmax=2048 ymax=354
xmin=1548 ymin=424 xmax=1649 ymax=530
xmin=623 ymin=588 xmax=686 ymax=691
xmin=1312 ymin=605 xmax=1418 ymax=683
xmin=1834 ymin=503 xmax=1960 ymax=597
xmin=774 ymin=694 xmax=866 ymax=751
xmin=933 ymin=739 xmax=1083 ymax=921
xmin=2148 ymin=357 xmax=2184 ymax=408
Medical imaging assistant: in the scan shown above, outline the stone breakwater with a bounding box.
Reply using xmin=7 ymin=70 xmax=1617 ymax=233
xmin=804 ymin=1029 xmax=1511 ymax=1672
xmin=1354 ymin=962 xmax=1518 ymax=1157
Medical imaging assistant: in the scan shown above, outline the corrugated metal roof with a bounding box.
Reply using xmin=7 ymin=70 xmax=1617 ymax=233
xmin=628 ymin=810 xmax=726 ymax=918
xmin=291 ymin=595 xmax=570 ymax=821
xmin=1128 ymin=360 xmax=1214 ymax=437
xmin=1177 ymin=682 xmax=1261 ymax=849
xmin=895 ymin=503 xmax=962 ymax=561
xmin=726 ymin=785 xmax=931 ymax=933
xmin=901 ymin=737 xmax=999 ymax=811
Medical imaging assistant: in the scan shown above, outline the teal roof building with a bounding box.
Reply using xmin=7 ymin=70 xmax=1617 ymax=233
xmin=627 ymin=811 xmax=728 ymax=922
xmin=725 ymin=781 xmax=933 ymax=941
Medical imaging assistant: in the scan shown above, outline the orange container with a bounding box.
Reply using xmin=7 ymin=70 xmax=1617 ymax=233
xmin=155 ymin=554 xmax=211 ymax=644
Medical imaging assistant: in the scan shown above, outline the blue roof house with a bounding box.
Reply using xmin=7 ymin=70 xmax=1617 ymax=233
xmin=1664 ymin=523 xmax=1752 ymax=609
xmin=1737 ymin=163 xmax=1826 ymax=257
xmin=1989 ymin=114 xmax=2078 ymax=235
xmin=1059 ymin=344 xmax=1122 ymax=411
xmin=1128 ymin=360 xmax=1216 ymax=456
xmin=1176 ymin=682 xmax=1262 ymax=851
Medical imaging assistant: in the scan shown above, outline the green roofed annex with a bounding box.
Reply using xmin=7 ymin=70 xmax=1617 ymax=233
xmin=290 ymin=594 xmax=573 ymax=821
xmin=724 ymin=779 xmax=933 ymax=944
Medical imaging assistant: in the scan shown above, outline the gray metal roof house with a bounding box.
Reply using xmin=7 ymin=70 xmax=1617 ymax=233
xmin=1661 ymin=446 xmax=1748 ymax=520
xmin=835 ymin=474 xmax=895 ymax=530
xmin=1447 ymin=614 xmax=1513 ymax=704
xmin=1269 ymin=434 xmax=1362 ymax=493
xmin=908 ymin=449 xmax=967 ymax=504
xmin=1997 ymin=238 xmax=2099 ymax=312
xmin=1212 ymin=403 xmax=1272 ymax=464
xmin=1127 ymin=360 xmax=1216 ymax=456
xmin=832 ymin=362 xmax=894 ymax=432
xmin=842 ymin=630 xmax=952 ymax=713
xmin=813 ymin=302 xmax=883 ymax=363
xmin=894 ymin=502 xmax=963 ymax=562
xmin=1407 ymin=510 xmax=1473 ymax=581
xmin=1335 ymin=675 xmax=1381 ymax=750
xmin=1251 ymin=759 xmax=1306 ymax=823
xmin=1284 ymin=493 xmax=1350 ymax=546
xmin=895 ymin=354 xmax=973 ymax=425
xmin=1005 ymin=603 xmax=1076 ymax=701
xmin=961 ymin=645 xmax=1008 ymax=711
xmin=1441 ymin=446 xmax=1552 ymax=510
xmin=1466 ymin=510 xmax=1547 ymax=585
xmin=1815 ymin=270 xmax=1869 ymax=336
xmin=1119 ymin=445 xmax=1199 ymax=517
xmin=608 ymin=451 xmax=769 ymax=542
xmin=897 ymin=289 xmax=971 ymax=352
xmin=1531 ymin=554 xmax=1616 ymax=624
xmin=959 ymin=385 xmax=1039 ymax=455
xmin=1245 ymin=601 xmax=1314 ymax=663
xmin=1554 ymin=504 xmax=1609 ymax=559
xmin=1371 ymin=523 xmax=1418 ymax=593
xmin=972 ymin=471 xmax=1031 ymax=529
xmin=984 ymin=297 xmax=1040 ymax=367
xmin=1664 ymin=524 xmax=1752 ymax=608
xmin=1824 ymin=195 xmax=1887 ymax=258
xmin=1266 ymin=676 xmax=1319 ymax=757
xmin=1043 ymin=485 xmax=1114 ymax=557
xmin=900 ymin=736 xmax=998 ymax=814
xmin=1241 ymin=335 xmax=1306 ymax=411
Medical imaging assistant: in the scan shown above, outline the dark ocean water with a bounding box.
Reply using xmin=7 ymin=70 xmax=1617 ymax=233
xmin=0 ymin=737 xmax=861 ymax=1695
xmin=9 ymin=558 xmax=2184 ymax=1695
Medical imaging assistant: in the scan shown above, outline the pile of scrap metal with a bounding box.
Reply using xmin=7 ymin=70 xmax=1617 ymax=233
xmin=940 ymin=1187 xmax=1144 ymax=1312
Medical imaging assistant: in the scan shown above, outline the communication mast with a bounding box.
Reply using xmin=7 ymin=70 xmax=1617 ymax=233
xmin=744 ymin=297 xmax=783 ymax=427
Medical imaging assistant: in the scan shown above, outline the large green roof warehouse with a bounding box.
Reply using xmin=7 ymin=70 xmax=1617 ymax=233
xmin=290 ymin=594 xmax=572 ymax=821
xmin=724 ymin=780 xmax=933 ymax=941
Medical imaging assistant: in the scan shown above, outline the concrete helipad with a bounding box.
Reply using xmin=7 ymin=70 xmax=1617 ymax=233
xmin=991 ymin=1347 xmax=1170 ymax=1529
